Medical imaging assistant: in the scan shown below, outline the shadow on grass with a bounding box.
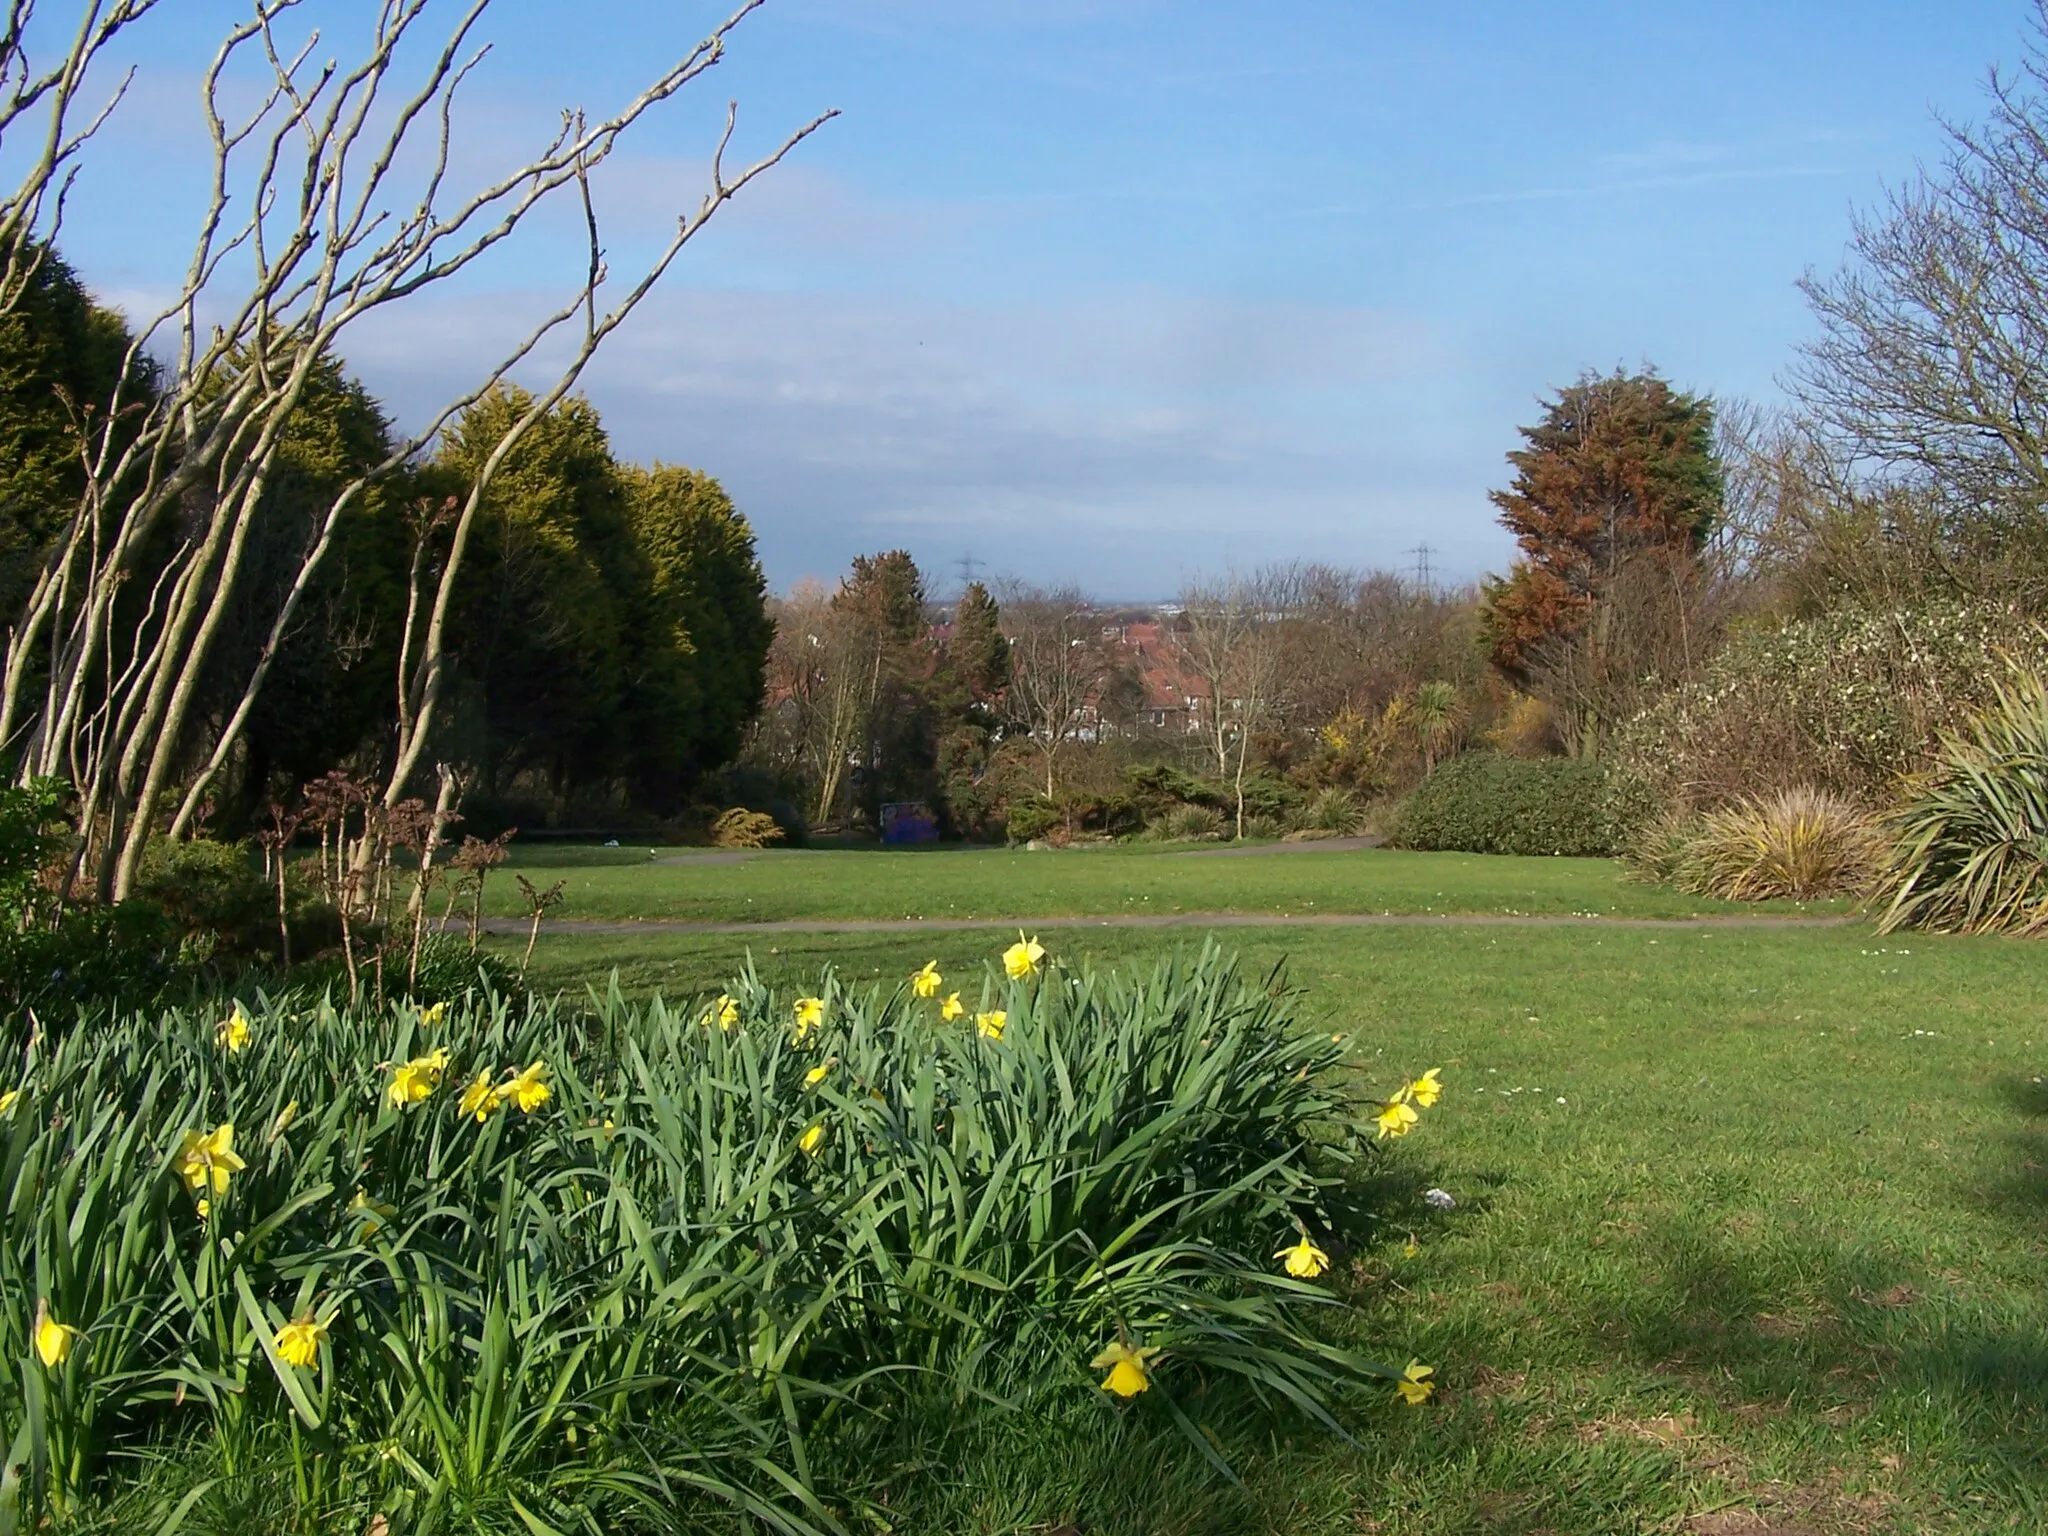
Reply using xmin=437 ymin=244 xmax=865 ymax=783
xmin=1559 ymin=1202 xmax=2048 ymax=1519
xmin=1981 ymin=1073 xmax=2048 ymax=1218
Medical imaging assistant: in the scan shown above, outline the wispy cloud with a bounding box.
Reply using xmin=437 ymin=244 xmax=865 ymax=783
xmin=333 ymin=282 xmax=1506 ymax=593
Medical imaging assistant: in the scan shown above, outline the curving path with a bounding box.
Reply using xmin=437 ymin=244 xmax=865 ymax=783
xmin=477 ymin=910 xmax=1856 ymax=938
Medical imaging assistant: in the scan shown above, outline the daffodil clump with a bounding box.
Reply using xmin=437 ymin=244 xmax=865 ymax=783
xmin=0 ymin=941 xmax=1429 ymax=1527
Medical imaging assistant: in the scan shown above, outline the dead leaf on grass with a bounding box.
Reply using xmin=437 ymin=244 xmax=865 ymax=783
xmin=1468 ymin=1365 xmax=1528 ymax=1401
xmin=1639 ymin=1413 xmax=1696 ymax=1444
xmin=1859 ymin=1283 xmax=1919 ymax=1310
xmin=1682 ymin=1513 xmax=1820 ymax=1536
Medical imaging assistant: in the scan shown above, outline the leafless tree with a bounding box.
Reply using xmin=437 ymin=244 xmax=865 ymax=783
xmin=0 ymin=0 xmax=164 ymax=315
xmin=1001 ymin=584 xmax=1116 ymax=801
xmin=0 ymin=0 xmax=833 ymax=900
xmin=1523 ymin=546 xmax=1732 ymax=759
xmin=1175 ymin=571 xmax=1285 ymax=838
xmin=1792 ymin=1 xmax=2048 ymax=607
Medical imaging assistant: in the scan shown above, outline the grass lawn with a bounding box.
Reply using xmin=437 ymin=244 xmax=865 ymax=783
xmin=494 ymin=898 xmax=2048 ymax=1534
xmin=480 ymin=841 xmax=1845 ymax=924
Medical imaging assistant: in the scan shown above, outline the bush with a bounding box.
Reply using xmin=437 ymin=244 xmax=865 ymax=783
xmin=133 ymin=837 xmax=277 ymax=958
xmin=0 ymin=943 xmax=1421 ymax=1529
xmin=1003 ymin=791 xmax=1143 ymax=845
xmin=1391 ymin=752 xmax=1630 ymax=857
xmin=1153 ymin=802 xmax=1225 ymax=841
xmin=710 ymin=806 xmax=785 ymax=849
xmin=1295 ymin=787 xmax=1366 ymax=836
xmin=1619 ymin=809 xmax=1699 ymax=885
xmin=1877 ymin=671 xmax=2048 ymax=934
xmin=1614 ymin=602 xmax=2048 ymax=811
xmin=1243 ymin=812 xmax=1286 ymax=841
xmin=1673 ymin=788 xmax=1885 ymax=901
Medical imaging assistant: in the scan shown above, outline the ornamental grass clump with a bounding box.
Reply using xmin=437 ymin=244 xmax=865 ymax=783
xmin=1878 ymin=670 xmax=2048 ymax=934
xmin=0 ymin=941 xmax=1428 ymax=1531
xmin=1674 ymin=787 xmax=1887 ymax=902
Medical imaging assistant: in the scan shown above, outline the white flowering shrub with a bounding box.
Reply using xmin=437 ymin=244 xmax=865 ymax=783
xmin=1612 ymin=603 xmax=2048 ymax=812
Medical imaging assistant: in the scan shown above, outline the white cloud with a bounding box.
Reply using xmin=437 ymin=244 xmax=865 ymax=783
xmin=334 ymin=280 xmax=1510 ymax=593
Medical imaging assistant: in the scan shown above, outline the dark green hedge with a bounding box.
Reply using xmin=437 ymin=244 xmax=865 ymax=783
xmin=1392 ymin=752 xmax=1629 ymax=857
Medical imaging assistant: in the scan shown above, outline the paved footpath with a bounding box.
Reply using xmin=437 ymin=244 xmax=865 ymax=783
xmin=478 ymin=911 xmax=1856 ymax=937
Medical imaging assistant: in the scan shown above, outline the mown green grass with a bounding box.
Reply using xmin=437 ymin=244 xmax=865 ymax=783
xmin=482 ymin=843 xmax=1843 ymax=924
xmin=497 ymin=916 xmax=2048 ymax=1534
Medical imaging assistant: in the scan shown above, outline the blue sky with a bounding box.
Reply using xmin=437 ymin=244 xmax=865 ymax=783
xmin=44 ymin=0 xmax=2034 ymax=594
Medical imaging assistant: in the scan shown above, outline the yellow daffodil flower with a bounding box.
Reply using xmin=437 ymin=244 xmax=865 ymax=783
xmin=975 ymin=1010 xmax=1007 ymax=1040
xmin=503 ymin=1061 xmax=551 ymax=1113
xmin=268 ymin=1100 xmax=300 ymax=1143
xmin=0 ymin=1089 xmax=18 ymax=1116
xmin=419 ymin=1001 xmax=448 ymax=1029
xmin=1395 ymin=1360 xmax=1435 ymax=1405
xmin=912 ymin=961 xmax=942 ymax=998
xmin=348 ymin=1187 xmax=396 ymax=1243
xmin=1403 ymin=1234 xmax=1420 ymax=1260
xmin=386 ymin=1051 xmax=448 ymax=1108
xmin=712 ymin=994 xmax=740 ymax=1030
xmin=459 ymin=1070 xmax=502 ymax=1123
xmin=216 ymin=1005 xmax=252 ymax=1053
xmin=940 ymin=993 xmax=965 ymax=1022
xmin=34 ymin=1306 xmax=78 ymax=1368
xmin=1403 ymin=1068 xmax=1443 ymax=1108
xmin=1375 ymin=1099 xmax=1420 ymax=1140
xmin=1276 ymin=1235 xmax=1330 ymax=1278
xmin=803 ymin=1063 xmax=830 ymax=1089
xmin=174 ymin=1123 xmax=245 ymax=1197
xmin=793 ymin=996 xmax=825 ymax=1040
xmin=1090 ymin=1339 xmax=1161 ymax=1398
xmin=1002 ymin=933 xmax=1046 ymax=979
xmin=275 ymin=1312 xmax=328 ymax=1369
xmin=799 ymin=1123 xmax=826 ymax=1156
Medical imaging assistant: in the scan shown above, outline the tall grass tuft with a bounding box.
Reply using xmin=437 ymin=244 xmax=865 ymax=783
xmin=1878 ymin=670 xmax=2048 ymax=934
xmin=0 ymin=942 xmax=1407 ymax=1531
xmin=1675 ymin=787 xmax=1885 ymax=901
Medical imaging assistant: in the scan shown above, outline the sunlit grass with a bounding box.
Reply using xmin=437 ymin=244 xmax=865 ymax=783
xmin=478 ymin=843 xmax=1846 ymax=925
xmin=501 ymin=918 xmax=2048 ymax=1534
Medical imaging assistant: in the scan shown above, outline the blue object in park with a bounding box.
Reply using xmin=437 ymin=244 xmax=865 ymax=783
xmin=880 ymin=801 xmax=939 ymax=845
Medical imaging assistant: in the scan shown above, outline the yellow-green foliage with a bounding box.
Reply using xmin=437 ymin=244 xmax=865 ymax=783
xmin=1675 ymin=787 xmax=1885 ymax=902
xmin=0 ymin=944 xmax=1398 ymax=1531
xmin=709 ymin=806 xmax=784 ymax=848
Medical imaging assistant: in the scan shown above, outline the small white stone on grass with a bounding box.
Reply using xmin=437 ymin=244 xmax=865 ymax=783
xmin=1423 ymin=1188 xmax=1455 ymax=1210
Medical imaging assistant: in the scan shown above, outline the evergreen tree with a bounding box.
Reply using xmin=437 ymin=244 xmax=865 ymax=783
xmin=619 ymin=463 xmax=772 ymax=811
xmin=439 ymin=389 xmax=641 ymax=809
xmin=1482 ymin=370 xmax=1720 ymax=677
xmin=0 ymin=244 xmax=153 ymax=616
xmin=1481 ymin=369 xmax=1724 ymax=754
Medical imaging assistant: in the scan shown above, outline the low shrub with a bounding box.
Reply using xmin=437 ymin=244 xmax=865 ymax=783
xmin=1243 ymin=812 xmax=1287 ymax=841
xmin=1 ymin=943 xmax=1427 ymax=1530
xmin=1004 ymin=794 xmax=1064 ymax=844
xmin=1391 ymin=752 xmax=1630 ymax=857
xmin=133 ymin=836 xmax=277 ymax=958
xmin=1296 ymin=787 xmax=1366 ymax=836
xmin=1154 ymin=802 xmax=1225 ymax=841
xmin=1877 ymin=671 xmax=2048 ymax=934
xmin=1004 ymin=792 xmax=1143 ymax=845
xmin=1674 ymin=788 xmax=1885 ymax=901
xmin=710 ymin=806 xmax=785 ymax=849
xmin=1619 ymin=809 xmax=1699 ymax=885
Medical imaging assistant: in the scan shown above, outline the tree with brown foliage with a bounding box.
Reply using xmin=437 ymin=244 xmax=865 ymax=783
xmin=1482 ymin=370 xmax=1724 ymax=755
